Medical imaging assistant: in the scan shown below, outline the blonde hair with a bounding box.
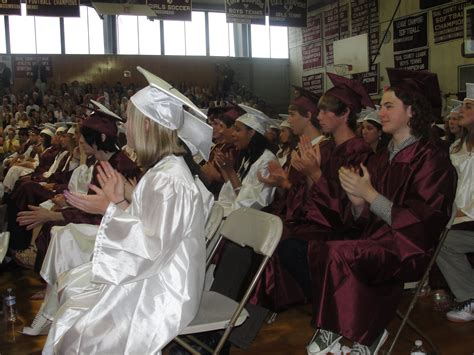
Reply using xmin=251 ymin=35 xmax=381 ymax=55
xmin=126 ymin=102 xmax=185 ymax=169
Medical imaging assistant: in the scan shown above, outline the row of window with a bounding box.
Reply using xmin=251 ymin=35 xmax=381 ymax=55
xmin=0 ymin=5 xmax=288 ymax=58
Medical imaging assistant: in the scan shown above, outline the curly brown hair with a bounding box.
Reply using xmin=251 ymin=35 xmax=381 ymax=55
xmin=387 ymin=87 xmax=433 ymax=139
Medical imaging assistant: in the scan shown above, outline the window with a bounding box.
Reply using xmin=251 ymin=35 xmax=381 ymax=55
xmin=163 ymin=20 xmax=185 ymax=55
xmin=64 ymin=6 xmax=104 ymax=54
xmin=208 ymin=12 xmax=235 ymax=57
xmin=163 ymin=12 xmax=206 ymax=56
xmin=251 ymin=16 xmax=288 ymax=59
xmin=117 ymin=15 xmax=139 ymax=54
xmin=9 ymin=4 xmax=36 ymax=54
xmin=35 ymin=17 xmax=61 ymax=54
xmin=138 ymin=17 xmax=161 ymax=55
xmin=185 ymin=12 xmax=206 ymax=56
xmin=0 ymin=17 xmax=6 ymax=54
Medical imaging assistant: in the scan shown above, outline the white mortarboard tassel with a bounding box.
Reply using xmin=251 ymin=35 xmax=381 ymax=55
xmin=358 ymin=105 xmax=381 ymax=124
xmin=237 ymin=104 xmax=270 ymax=135
xmin=131 ymin=66 xmax=212 ymax=161
xmin=465 ymin=83 xmax=474 ymax=102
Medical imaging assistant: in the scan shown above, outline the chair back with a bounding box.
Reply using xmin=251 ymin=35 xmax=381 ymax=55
xmin=205 ymin=204 xmax=224 ymax=242
xmin=218 ymin=207 xmax=283 ymax=257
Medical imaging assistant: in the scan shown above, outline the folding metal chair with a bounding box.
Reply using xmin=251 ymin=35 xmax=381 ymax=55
xmin=173 ymin=207 xmax=283 ymax=354
xmin=387 ymin=205 xmax=457 ymax=355
xmin=205 ymin=204 xmax=224 ymax=263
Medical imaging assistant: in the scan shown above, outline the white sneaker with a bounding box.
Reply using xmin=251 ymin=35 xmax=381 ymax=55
xmin=307 ymin=329 xmax=343 ymax=355
xmin=446 ymin=299 xmax=474 ymax=322
xmin=20 ymin=312 xmax=51 ymax=336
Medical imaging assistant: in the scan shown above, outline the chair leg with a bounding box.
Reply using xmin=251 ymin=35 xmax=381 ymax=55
xmin=174 ymin=336 xmax=201 ymax=355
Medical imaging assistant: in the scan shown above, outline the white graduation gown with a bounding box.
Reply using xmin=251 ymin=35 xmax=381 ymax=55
xmin=43 ymin=155 xmax=206 ymax=355
xmin=450 ymin=140 xmax=474 ymax=224
xmin=40 ymin=175 xmax=214 ymax=287
xmin=217 ymin=149 xmax=276 ymax=216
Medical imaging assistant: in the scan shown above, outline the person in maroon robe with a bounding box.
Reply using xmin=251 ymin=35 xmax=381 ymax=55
xmin=200 ymin=106 xmax=241 ymax=197
xmin=305 ymin=68 xmax=457 ymax=354
xmin=15 ymin=108 xmax=141 ymax=271
xmin=256 ymin=75 xmax=374 ymax=311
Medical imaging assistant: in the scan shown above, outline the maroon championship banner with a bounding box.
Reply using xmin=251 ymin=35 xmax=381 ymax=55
xmin=302 ymin=14 xmax=322 ymax=44
xmin=14 ymin=56 xmax=52 ymax=79
xmin=225 ymin=0 xmax=265 ymax=25
xmin=148 ymin=0 xmax=192 ymax=21
xmin=325 ymin=37 xmax=336 ymax=66
xmin=394 ymin=48 xmax=429 ymax=71
xmin=369 ymin=29 xmax=380 ymax=58
xmin=302 ymin=41 xmax=323 ymax=70
xmin=351 ymin=0 xmax=378 ymax=35
xmin=323 ymin=3 xmax=349 ymax=38
xmin=0 ymin=0 xmax=21 ymax=16
xmin=393 ymin=13 xmax=428 ymax=52
xmin=432 ymin=1 xmax=468 ymax=44
xmin=353 ymin=64 xmax=379 ymax=95
xmin=26 ymin=0 xmax=80 ymax=17
xmin=302 ymin=73 xmax=324 ymax=96
xmin=269 ymin=0 xmax=307 ymax=27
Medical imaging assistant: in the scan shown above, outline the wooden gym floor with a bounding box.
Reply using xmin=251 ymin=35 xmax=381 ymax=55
xmin=1 ymin=266 xmax=473 ymax=354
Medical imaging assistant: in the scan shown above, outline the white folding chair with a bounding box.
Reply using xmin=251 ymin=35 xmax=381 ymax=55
xmin=205 ymin=204 xmax=224 ymax=262
xmin=173 ymin=207 xmax=283 ymax=354
xmin=387 ymin=204 xmax=457 ymax=355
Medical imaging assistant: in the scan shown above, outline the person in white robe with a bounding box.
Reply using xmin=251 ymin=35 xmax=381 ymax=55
xmin=25 ymin=67 xmax=213 ymax=354
xmin=216 ymin=104 xmax=277 ymax=216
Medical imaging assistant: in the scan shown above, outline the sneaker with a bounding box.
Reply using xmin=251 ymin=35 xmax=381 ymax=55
xmin=307 ymin=329 xmax=343 ymax=355
xmin=21 ymin=311 xmax=51 ymax=336
xmin=446 ymin=299 xmax=474 ymax=322
xmin=350 ymin=329 xmax=388 ymax=355
xmin=14 ymin=245 xmax=37 ymax=270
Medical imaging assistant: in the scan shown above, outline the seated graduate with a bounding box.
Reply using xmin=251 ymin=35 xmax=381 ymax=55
xmin=15 ymin=100 xmax=141 ymax=271
xmin=436 ymin=83 xmax=474 ymax=323
xmin=216 ymin=104 xmax=277 ymax=216
xmin=358 ymin=106 xmax=390 ymax=153
xmin=443 ymin=99 xmax=463 ymax=145
xmin=30 ymin=66 xmax=212 ymax=354
xmin=306 ymin=68 xmax=457 ymax=354
xmin=275 ymin=117 xmax=298 ymax=168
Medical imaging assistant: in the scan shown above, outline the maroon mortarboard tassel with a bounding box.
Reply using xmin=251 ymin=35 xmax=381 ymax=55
xmin=386 ymin=67 xmax=442 ymax=119
xmin=325 ymin=73 xmax=375 ymax=114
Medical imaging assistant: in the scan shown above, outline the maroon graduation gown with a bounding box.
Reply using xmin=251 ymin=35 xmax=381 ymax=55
xmin=252 ymin=137 xmax=372 ymax=310
xmin=34 ymin=150 xmax=142 ymax=272
xmin=309 ymin=139 xmax=457 ymax=345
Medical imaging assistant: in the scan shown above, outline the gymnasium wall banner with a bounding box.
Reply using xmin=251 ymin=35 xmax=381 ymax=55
xmin=302 ymin=73 xmax=324 ymax=95
xmin=225 ymin=0 xmax=265 ymax=25
xmin=352 ymin=64 xmax=379 ymax=96
xmin=432 ymin=1 xmax=468 ymax=44
xmin=302 ymin=14 xmax=322 ymax=44
xmin=269 ymin=0 xmax=307 ymax=27
xmin=26 ymin=0 xmax=80 ymax=17
xmin=302 ymin=41 xmax=323 ymax=70
xmin=351 ymin=0 xmax=378 ymax=35
xmin=0 ymin=0 xmax=21 ymax=16
xmin=325 ymin=36 xmax=336 ymax=65
xmin=148 ymin=0 xmax=192 ymax=21
xmin=323 ymin=3 xmax=349 ymax=38
xmin=393 ymin=13 xmax=428 ymax=52
xmin=394 ymin=48 xmax=429 ymax=71
xmin=14 ymin=56 xmax=53 ymax=79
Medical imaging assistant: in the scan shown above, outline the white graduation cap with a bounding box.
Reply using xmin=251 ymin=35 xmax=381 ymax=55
xmin=56 ymin=126 xmax=68 ymax=133
xmin=67 ymin=126 xmax=76 ymax=135
xmin=280 ymin=120 xmax=292 ymax=129
xmin=449 ymin=99 xmax=462 ymax=114
xmin=40 ymin=128 xmax=55 ymax=137
xmin=237 ymin=104 xmax=270 ymax=136
xmin=89 ymin=99 xmax=124 ymax=122
xmin=278 ymin=114 xmax=289 ymax=120
xmin=41 ymin=123 xmax=57 ymax=133
xmin=357 ymin=105 xmax=381 ymax=125
xmin=130 ymin=66 xmax=212 ymax=161
xmin=268 ymin=119 xmax=283 ymax=130
xmin=465 ymin=83 xmax=474 ymax=102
